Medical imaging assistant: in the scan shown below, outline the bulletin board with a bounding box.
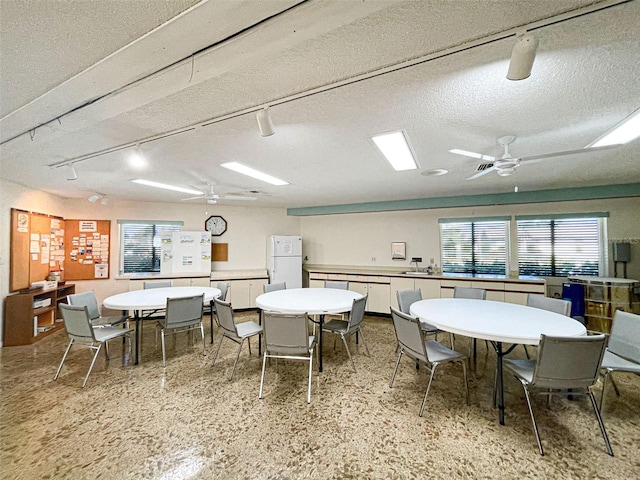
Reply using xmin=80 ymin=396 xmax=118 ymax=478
xmin=10 ymin=209 xmax=66 ymax=292
xmin=64 ymin=220 xmax=111 ymax=280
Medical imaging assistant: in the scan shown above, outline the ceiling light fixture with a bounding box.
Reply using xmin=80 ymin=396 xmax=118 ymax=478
xmin=131 ymin=179 xmax=203 ymax=195
xmin=66 ymin=164 xmax=78 ymax=181
xmin=128 ymin=145 xmax=147 ymax=169
xmin=220 ymin=162 xmax=289 ymax=186
xmin=256 ymin=107 xmax=275 ymax=137
xmin=507 ymin=33 xmax=538 ymax=81
xmin=421 ymin=168 xmax=449 ymax=177
xmin=371 ymin=131 xmax=419 ymax=171
xmin=88 ymin=193 xmax=101 ymax=203
xmin=100 ymin=196 xmax=110 ymax=206
xmin=587 ymin=108 xmax=640 ymax=148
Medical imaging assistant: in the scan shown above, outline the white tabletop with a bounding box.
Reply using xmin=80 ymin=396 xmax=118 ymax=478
xmin=410 ymin=298 xmax=586 ymax=345
xmin=255 ymin=288 xmax=363 ymax=315
xmin=103 ymin=286 xmax=221 ymax=310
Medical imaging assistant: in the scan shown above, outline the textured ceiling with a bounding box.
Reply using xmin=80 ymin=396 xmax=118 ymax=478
xmin=1 ymin=0 xmax=638 ymax=209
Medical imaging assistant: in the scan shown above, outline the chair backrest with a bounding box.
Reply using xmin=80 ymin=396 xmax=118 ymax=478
xmin=263 ymin=282 xmax=286 ymax=293
xmin=163 ymin=294 xmax=204 ymax=328
xmin=396 ymin=289 xmax=422 ymax=314
xmin=526 ymin=294 xmax=571 ymax=316
xmin=390 ymin=307 xmax=427 ymax=363
xmin=608 ymin=310 xmax=640 ymax=363
xmin=263 ymin=312 xmax=310 ymax=356
xmin=58 ymin=303 xmax=97 ymax=344
xmin=346 ymin=295 xmax=368 ymax=331
xmin=325 ymin=280 xmax=349 ymax=290
xmin=453 ymin=286 xmax=487 ymax=300
xmin=531 ymin=334 xmax=607 ymax=390
xmin=144 ymin=280 xmax=173 ymax=289
xmin=214 ymin=298 xmax=238 ymax=337
xmin=67 ymin=291 xmax=100 ymax=320
xmin=216 ymin=281 xmax=230 ymax=301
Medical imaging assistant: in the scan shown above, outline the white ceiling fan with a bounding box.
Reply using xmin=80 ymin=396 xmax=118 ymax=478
xmin=182 ymin=182 xmax=258 ymax=204
xmin=451 ymin=135 xmax=616 ymax=180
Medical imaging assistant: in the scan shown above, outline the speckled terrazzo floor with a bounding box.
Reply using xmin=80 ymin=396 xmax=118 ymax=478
xmin=1 ymin=311 xmax=639 ymax=479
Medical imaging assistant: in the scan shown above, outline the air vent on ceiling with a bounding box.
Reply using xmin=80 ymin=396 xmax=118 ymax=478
xmin=475 ymin=162 xmax=494 ymax=172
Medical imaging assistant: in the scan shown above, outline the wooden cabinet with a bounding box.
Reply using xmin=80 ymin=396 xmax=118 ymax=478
xmin=222 ymin=278 xmax=268 ymax=309
xmin=129 ymin=276 xmax=210 ymax=291
xmin=4 ymin=284 xmax=75 ymax=346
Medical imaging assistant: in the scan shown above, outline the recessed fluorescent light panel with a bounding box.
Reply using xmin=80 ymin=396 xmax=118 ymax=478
xmin=131 ymin=179 xmax=202 ymax=195
xmin=371 ymin=131 xmax=419 ymax=171
xmin=588 ymin=108 xmax=640 ymax=148
xmin=220 ymin=162 xmax=289 ymax=186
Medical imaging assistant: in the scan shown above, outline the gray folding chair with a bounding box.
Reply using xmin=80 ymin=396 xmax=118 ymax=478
xmin=322 ymin=295 xmax=370 ymax=372
xmin=454 ymin=286 xmax=487 ymax=354
xmin=504 ymin=334 xmax=612 ymax=456
xmin=599 ymin=310 xmax=640 ymax=412
xmin=142 ymin=280 xmax=174 ymax=321
xmin=263 ymin=282 xmax=287 ymax=293
xmin=67 ymin=291 xmax=128 ymax=327
xmin=55 ymin=303 xmax=132 ymax=387
xmin=157 ymin=294 xmax=205 ymax=367
xmin=389 ymin=307 xmax=469 ymax=416
xmin=208 ymin=281 xmax=230 ymax=342
xmin=397 ymin=288 xmax=443 ymax=338
xmin=527 ymin=294 xmax=571 ymax=316
xmin=143 ymin=280 xmax=173 ymax=289
xmin=259 ymin=312 xmax=317 ymax=403
xmin=323 ymin=280 xmax=350 ymax=323
xmin=211 ymin=298 xmax=263 ymax=380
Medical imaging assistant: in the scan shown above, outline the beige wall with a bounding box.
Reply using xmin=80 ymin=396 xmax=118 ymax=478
xmin=299 ymin=197 xmax=640 ymax=280
xmin=2 ymin=176 xmax=639 ymax=346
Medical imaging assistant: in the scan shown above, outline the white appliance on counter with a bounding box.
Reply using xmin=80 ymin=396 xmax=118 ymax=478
xmin=267 ymin=235 xmax=302 ymax=289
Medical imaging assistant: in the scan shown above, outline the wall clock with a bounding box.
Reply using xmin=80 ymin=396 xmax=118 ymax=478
xmin=205 ymin=215 xmax=227 ymax=236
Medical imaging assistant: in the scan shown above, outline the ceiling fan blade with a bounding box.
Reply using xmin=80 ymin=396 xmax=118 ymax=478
xmin=466 ymin=165 xmax=496 ymax=180
xmin=181 ymin=195 xmax=204 ymax=201
xmin=450 ymin=149 xmax=496 ymax=161
xmin=519 ymin=144 xmax=618 ymax=163
xmin=220 ymin=194 xmax=257 ymax=201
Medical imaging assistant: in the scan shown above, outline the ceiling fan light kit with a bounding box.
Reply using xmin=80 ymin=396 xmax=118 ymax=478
xmin=66 ymin=164 xmax=78 ymax=181
xmin=507 ymin=33 xmax=538 ymax=81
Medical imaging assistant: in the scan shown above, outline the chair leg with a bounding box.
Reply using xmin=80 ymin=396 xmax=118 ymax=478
xmin=358 ymin=329 xmax=370 ymax=357
xmin=229 ymin=339 xmax=245 ymax=381
xmin=389 ymin=351 xmax=403 ymax=388
xmin=211 ymin=335 xmax=225 ymax=367
xmin=200 ymin=324 xmax=206 ymax=356
xmin=54 ymin=340 xmax=74 ymax=380
xmin=588 ymin=390 xmax=614 ymax=456
xmin=461 ymin=359 xmax=470 ymax=406
xmin=419 ymin=364 xmax=438 ymax=417
xmin=104 ymin=340 xmax=110 ymax=361
xmin=341 ymin=334 xmax=356 ymax=372
xmin=521 ymin=382 xmax=544 ymax=456
xmin=307 ymin=349 xmax=314 ymax=404
xmin=161 ymin=329 xmax=167 ymax=368
xmin=600 ymin=370 xmax=610 ymax=412
xmin=83 ymin=345 xmax=102 ymax=388
xmin=259 ymin=352 xmax=268 ymax=399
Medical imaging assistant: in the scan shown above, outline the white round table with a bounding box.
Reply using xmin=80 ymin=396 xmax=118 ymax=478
xmin=104 ymin=286 xmax=221 ymax=364
xmin=256 ymin=288 xmax=363 ymax=372
xmin=410 ymin=298 xmax=586 ymax=424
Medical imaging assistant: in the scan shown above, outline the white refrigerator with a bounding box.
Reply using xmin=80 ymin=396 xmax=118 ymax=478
xmin=267 ymin=235 xmax=302 ymax=289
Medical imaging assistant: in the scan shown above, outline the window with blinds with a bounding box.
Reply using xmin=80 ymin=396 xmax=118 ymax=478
xmin=120 ymin=222 xmax=182 ymax=273
xmin=517 ymin=216 xmax=603 ymax=276
xmin=440 ymin=219 xmax=508 ymax=275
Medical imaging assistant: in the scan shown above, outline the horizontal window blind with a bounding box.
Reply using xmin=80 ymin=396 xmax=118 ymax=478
xmin=517 ymin=217 xmax=600 ymax=276
xmin=121 ymin=223 xmax=182 ymax=273
xmin=440 ymin=221 xmax=507 ymax=275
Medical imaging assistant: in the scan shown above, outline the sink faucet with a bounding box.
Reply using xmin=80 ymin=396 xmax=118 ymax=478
xmin=410 ymin=257 xmax=422 ymax=272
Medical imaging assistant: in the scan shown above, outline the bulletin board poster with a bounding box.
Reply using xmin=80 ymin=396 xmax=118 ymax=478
xmin=10 ymin=209 xmax=66 ymax=292
xmin=64 ymin=219 xmax=111 ymax=280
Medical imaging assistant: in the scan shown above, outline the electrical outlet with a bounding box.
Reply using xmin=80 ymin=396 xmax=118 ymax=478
xmin=371 ymin=256 xmax=376 ymax=261
xmin=430 ymin=257 xmax=434 ymax=264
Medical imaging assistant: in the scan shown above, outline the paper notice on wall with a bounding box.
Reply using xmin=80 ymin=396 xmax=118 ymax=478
xmin=182 ymin=256 xmax=194 ymax=266
xmin=40 ymin=235 xmax=50 ymax=264
xmin=79 ymin=221 xmax=97 ymax=232
xmin=17 ymin=213 xmax=29 ymax=232
xmin=30 ymin=240 xmax=39 ymax=254
xmin=95 ymin=263 xmax=108 ymax=278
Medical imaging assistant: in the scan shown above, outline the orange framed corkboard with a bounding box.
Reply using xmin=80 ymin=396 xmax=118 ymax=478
xmin=64 ymin=220 xmax=111 ymax=280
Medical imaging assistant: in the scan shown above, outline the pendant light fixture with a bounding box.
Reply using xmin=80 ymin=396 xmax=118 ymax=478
xmin=256 ymin=107 xmax=275 ymax=137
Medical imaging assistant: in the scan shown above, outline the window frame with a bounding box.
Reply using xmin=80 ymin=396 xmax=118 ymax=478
xmin=439 ymin=216 xmax=510 ymax=276
xmin=118 ymin=220 xmax=183 ymax=274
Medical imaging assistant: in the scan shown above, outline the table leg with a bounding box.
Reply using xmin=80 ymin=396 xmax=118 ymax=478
xmin=490 ymin=341 xmax=518 ymax=425
xmin=134 ymin=310 xmax=141 ymax=365
xmin=258 ymin=309 xmax=262 ymax=356
xmin=318 ymin=314 xmax=324 ymax=372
